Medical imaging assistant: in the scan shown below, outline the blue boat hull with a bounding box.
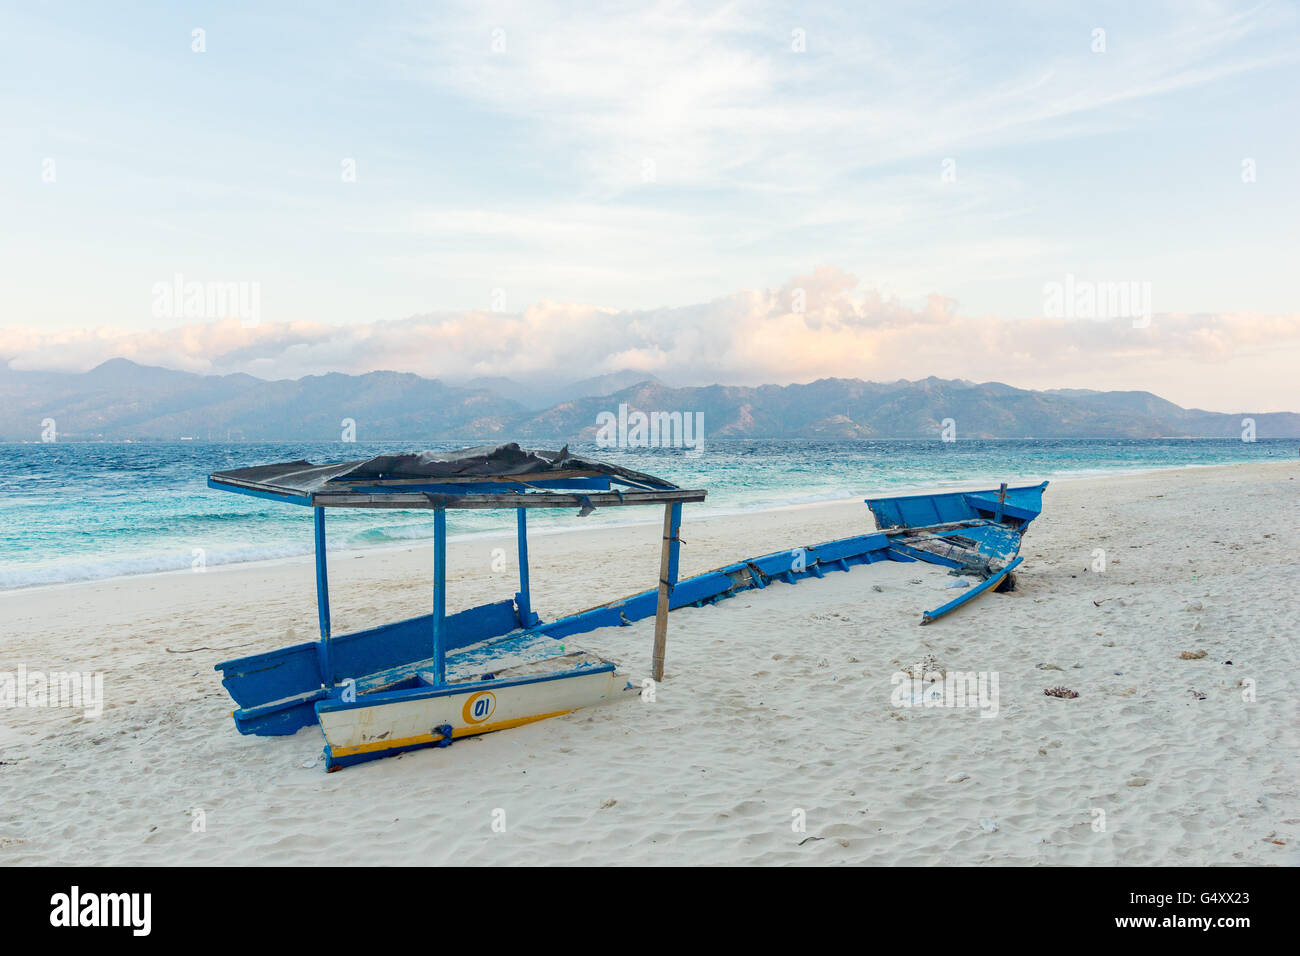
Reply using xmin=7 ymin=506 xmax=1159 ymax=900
xmin=215 ymin=482 xmax=1049 ymax=738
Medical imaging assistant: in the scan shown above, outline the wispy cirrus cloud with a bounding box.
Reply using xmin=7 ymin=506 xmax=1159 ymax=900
xmin=397 ymin=0 xmax=1296 ymax=194
xmin=355 ymin=0 xmax=1300 ymax=312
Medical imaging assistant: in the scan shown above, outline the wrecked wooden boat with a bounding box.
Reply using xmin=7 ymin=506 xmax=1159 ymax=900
xmin=211 ymin=446 xmax=1047 ymax=770
xmin=528 ymin=481 xmax=1049 ymax=628
xmin=210 ymin=444 xmax=705 ymax=770
xmin=866 ymin=481 xmax=1048 ymax=623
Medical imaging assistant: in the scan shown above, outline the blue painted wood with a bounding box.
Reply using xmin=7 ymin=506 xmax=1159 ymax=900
xmin=960 ymin=494 xmax=1041 ymax=524
xmin=216 ymin=642 xmax=324 ymax=713
xmin=216 ymin=601 xmax=520 ymax=715
xmin=921 ymin=557 xmax=1024 ymax=624
xmin=930 ymin=522 xmax=1023 ymax=563
xmin=515 ymin=508 xmax=535 ymax=626
xmin=668 ymin=571 xmax=735 ymax=606
xmin=748 ymin=551 xmax=803 ymax=576
xmin=807 ymin=532 xmax=891 ymax=564
xmin=322 ymin=739 xmax=426 ymax=770
xmin=205 ymin=478 xmax=312 ymax=505
xmin=431 ymin=508 xmax=447 ymax=685
xmin=866 ymin=481 xmax=1048 ymax=530
xmin=333 ymin=602 xmax=518 ymax=680
xmin=665 ymin=502 xmax=682 ymax=587
xmin=313 ymin=507 xmax=333 ymax=684
xmin=232 ymin=688 xmax=331 ymax=736
xmin=534 ymin=597 xmax=652 ymax=640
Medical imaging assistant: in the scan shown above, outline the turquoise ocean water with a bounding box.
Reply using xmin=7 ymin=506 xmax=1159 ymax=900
xmin=0 ymin=438 xmax=1292 ymax=590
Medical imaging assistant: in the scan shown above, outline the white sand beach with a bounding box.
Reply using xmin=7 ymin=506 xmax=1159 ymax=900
xmin=1 ymin=461 xmax=1297 ymax=866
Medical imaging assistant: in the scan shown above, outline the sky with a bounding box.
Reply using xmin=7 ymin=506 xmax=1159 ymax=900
xmin=1 ymin=0 xmax=1298 ymax=411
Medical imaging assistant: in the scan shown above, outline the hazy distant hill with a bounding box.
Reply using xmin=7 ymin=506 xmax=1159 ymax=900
xmin=0 ymin=359 xmax=524 ymax=441
xmin=506 ymin=377 xmax=1300 ymax=440
xmin=1 ymin=359 xmax=1296 ymax=441
xmin=460 ymin=369 xmax=665 ymax=410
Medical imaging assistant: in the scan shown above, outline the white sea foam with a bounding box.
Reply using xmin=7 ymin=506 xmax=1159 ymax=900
xmin=0 ymin=543 xmax=313 ymax=590
xmin=0 ymin=489 xmax=868 ymax=590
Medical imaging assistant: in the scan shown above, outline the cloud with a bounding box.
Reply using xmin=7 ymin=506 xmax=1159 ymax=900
xmin=397 ymin=0 xmax=1297 ymax=196
xmin=338 ymin=0 xmax=1300 ymax=316
xmin=4 ymin=268 xmax=1297 ymax=410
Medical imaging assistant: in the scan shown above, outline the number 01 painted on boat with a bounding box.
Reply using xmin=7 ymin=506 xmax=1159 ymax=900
xmin=462 ymin=690 xmax=497 ymax=724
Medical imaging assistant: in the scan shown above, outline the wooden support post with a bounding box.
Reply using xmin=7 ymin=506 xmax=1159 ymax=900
xmin=995 ymin=482 xmax=1008 ymax=522
xmin=651 ymin=502 xmax=683 ymax=682
xmin=431 ymin=507 xmax=447 ymax=685
xmin=515 ymin=507 xmax=534 ymax=626
xmin=313 ymin=506 xmax=333 ymax=684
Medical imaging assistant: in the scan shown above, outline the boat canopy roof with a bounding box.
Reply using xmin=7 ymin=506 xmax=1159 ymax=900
xmin=208 ymin=442 xmax=707 ymax=511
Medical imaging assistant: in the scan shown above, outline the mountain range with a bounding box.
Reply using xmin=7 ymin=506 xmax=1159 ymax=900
xmin=1 ymin=359 xmax=1296 ymax=441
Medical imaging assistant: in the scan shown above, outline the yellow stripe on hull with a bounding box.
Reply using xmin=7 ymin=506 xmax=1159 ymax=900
xmin=329 ymin=709 xmax=574 ymax=758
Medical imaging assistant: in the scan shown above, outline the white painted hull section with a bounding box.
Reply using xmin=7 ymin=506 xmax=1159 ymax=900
xmin=319 ymin=668 xmax=630 ymax=765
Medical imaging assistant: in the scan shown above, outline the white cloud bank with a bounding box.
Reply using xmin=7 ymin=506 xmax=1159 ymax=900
xmin=3 ymin=268 xmax=1297 ymax=412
